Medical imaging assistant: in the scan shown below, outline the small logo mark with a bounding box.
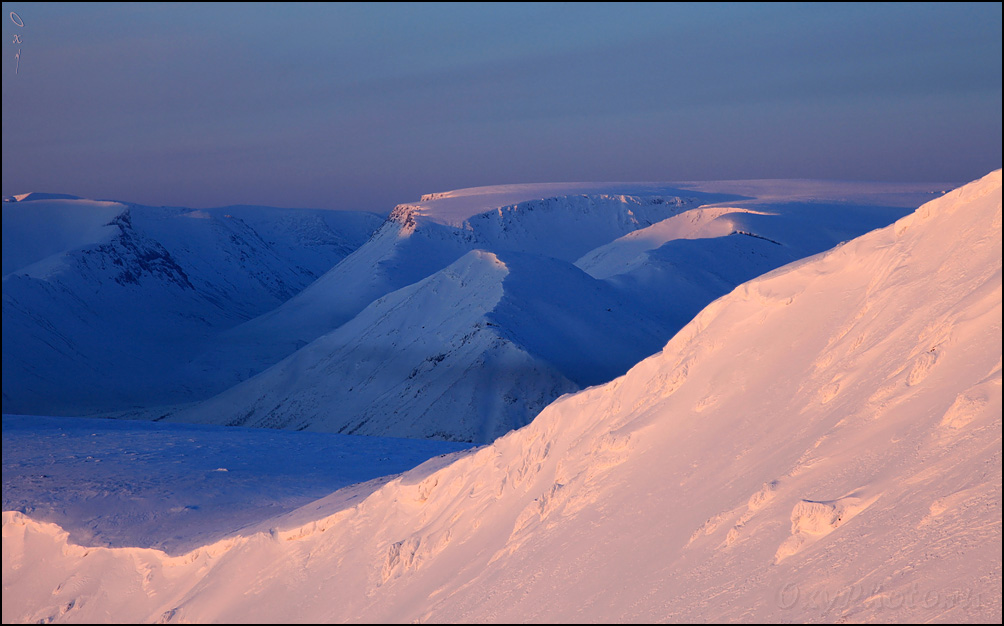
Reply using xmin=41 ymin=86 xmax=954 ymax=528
xmin=10 ymin=11 xmax=24 ymax=74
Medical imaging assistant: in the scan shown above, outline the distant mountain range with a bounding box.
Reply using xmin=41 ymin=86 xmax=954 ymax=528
xmin=4 ymin=181 xmax=945 ymax=442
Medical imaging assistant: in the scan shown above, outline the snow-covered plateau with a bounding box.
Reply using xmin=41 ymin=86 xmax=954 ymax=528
xmin=2 ymin=172 xmax=1001 ymax=622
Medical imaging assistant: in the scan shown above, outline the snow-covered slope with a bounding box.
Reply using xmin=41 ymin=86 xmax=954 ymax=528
xmin=582 ymin=199 xmax=919 ymax=333
xmin=2 ymin=199 xmax=383 ymax=415
xmin=184 ymin=188 xmax=727 ymax=390
xmin=168 ymin=250 xmax=671 ymax=442
xmin=4 ymin=171 xmax=998 ymax=623
xmin=2 ymin=197 xmax=123 ymax=276
xmin=173 ymin=182 xmax=935 ymax=441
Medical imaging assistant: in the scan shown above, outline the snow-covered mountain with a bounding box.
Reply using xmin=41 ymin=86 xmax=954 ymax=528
xmin=2 ymin=182 xmax=939 ymax=433
xmin=167 ymin=181 xmax=940 ymax=442
xmin=4 ymin=171 xmax=998 ymax=623
xmin=181 ymin=187 xmax=731 ymax=392
xmin=168 ymin=250 xmax=672 ymax=442
xmin=2 ymin=198 xmax=383 ymax=415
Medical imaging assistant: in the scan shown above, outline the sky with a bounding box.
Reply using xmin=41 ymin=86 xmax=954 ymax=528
xmin=2 ymin=3 xmax=1001 ymax=213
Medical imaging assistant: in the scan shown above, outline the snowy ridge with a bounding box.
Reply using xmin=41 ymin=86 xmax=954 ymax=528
xmin=186 ymin=190 xmax=714 ymax=392
xmin=583 ymin=197 xmax=922 ymax=338
xmin=2 ymin=199 xmax=383 ymax=415
xmin=172 ymin=250 xmax=559 ymax=441
xmin=3 ymin=171 xmax=998 ymax=622
xmin=3 ymin=192 xmax=83 ymax=203
xmin=2 ymin=198 xmax=126 ymax=276
xmin=169 ymin=250 xmax=672 ymax=442
xmin=576 ymin=205 xmax=776 ymax=279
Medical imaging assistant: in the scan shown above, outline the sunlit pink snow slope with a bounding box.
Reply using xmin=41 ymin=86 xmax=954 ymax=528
xmin=3 ymin=171 xmax=1001 ymax=623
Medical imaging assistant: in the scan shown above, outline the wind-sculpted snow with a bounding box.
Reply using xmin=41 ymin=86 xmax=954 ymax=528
xmin=2 ymin=199 xmax=383 ymax=415
xmin=3 ymin=172 xmax=999 ymax=623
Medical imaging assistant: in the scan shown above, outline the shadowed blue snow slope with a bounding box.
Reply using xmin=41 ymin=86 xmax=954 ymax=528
xmin=2 ymin=197 xmax=123 ymax=276
xmin=168 ymin=249 xmax=674 ymax=442
xmin=1 ymin=414 xmax=472 ymax=555
xmin=2 ymin=199 xmax=383 ymax=415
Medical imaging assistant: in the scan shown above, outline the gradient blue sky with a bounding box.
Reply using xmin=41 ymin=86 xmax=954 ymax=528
xmin=2 ymin=2 xmax=1001 ymax=213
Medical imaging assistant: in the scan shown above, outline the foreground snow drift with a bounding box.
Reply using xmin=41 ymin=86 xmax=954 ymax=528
xmin=3 ymin=172 xmax=1000 ymax=623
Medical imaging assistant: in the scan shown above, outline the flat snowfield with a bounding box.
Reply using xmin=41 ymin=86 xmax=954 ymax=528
xmin=2 ymin=173 xmax=1000 ymax=623
xmin=2 ymin=415 xmax=472 ymax=555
